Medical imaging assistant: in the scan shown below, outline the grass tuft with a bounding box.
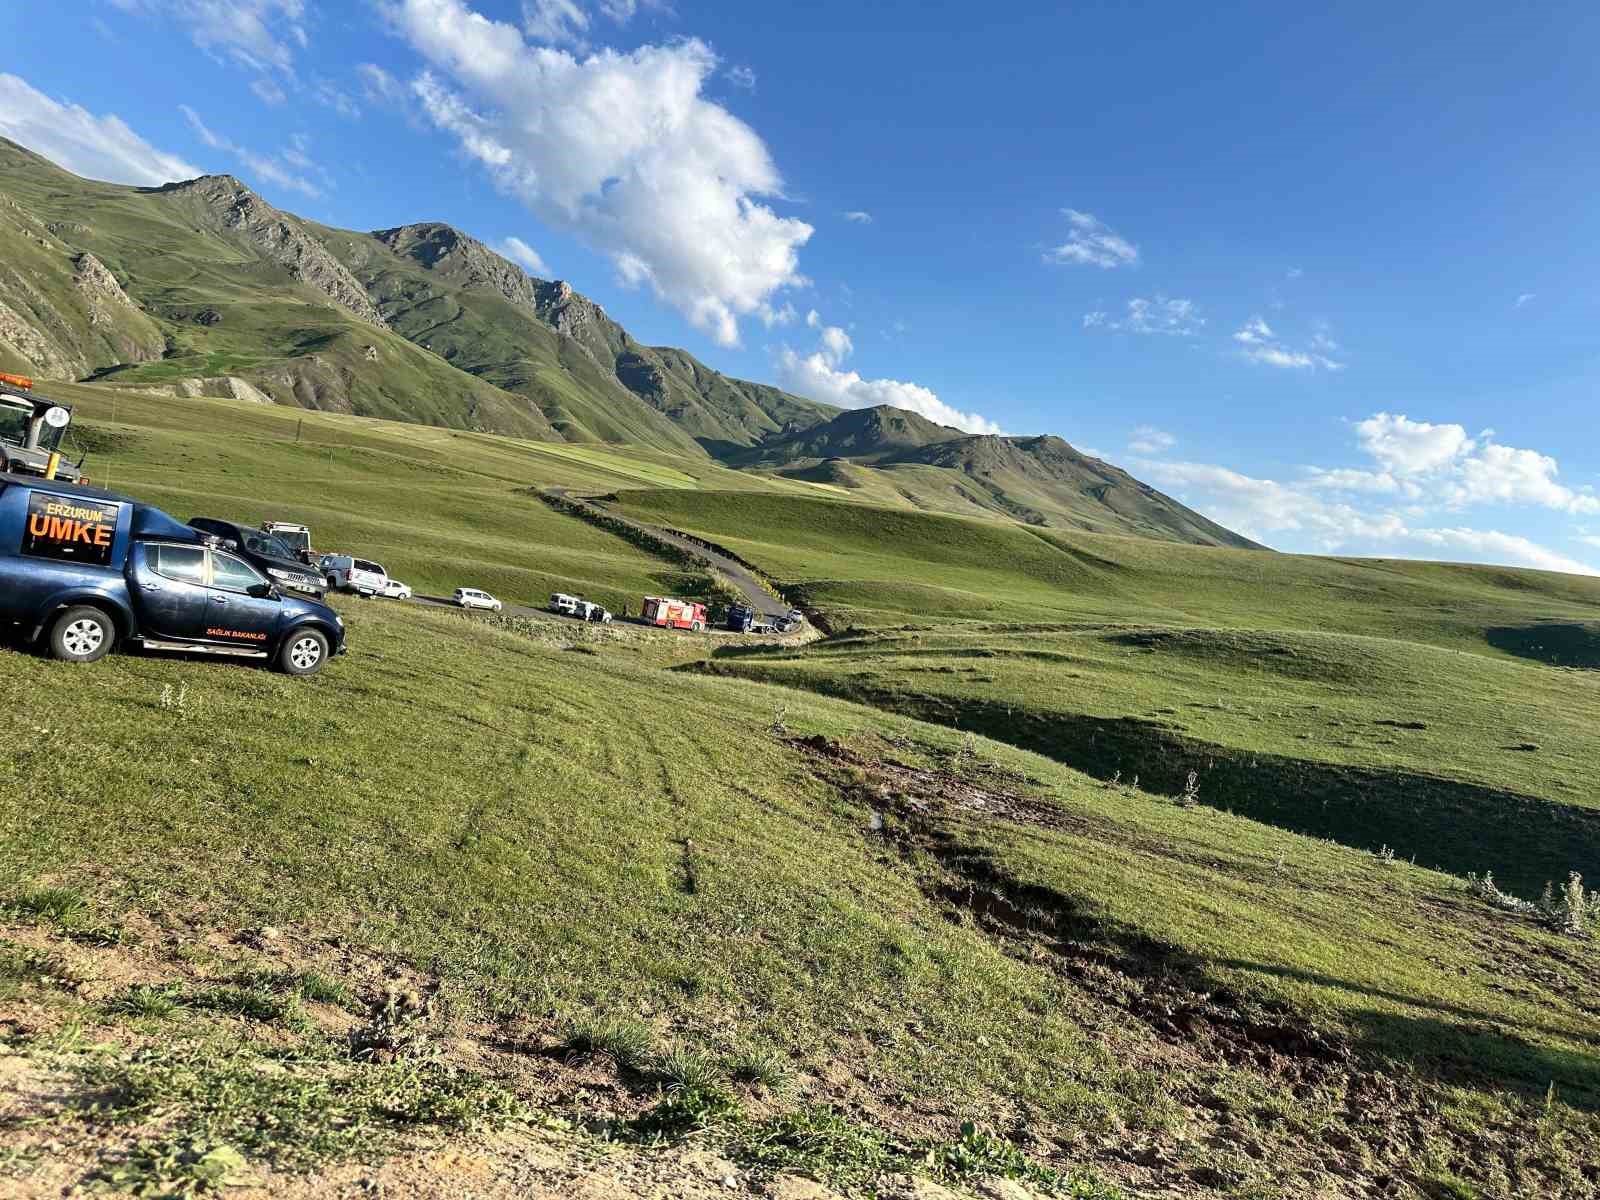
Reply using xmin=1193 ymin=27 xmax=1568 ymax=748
xmin=561 ymin=1014 xmax=655 ymax=1072
xmin=107 ymin=985 xmax=187 ymax=1020
xmin=188 ymin=985 xmax=297 ymax=1024
xmin=727 ymin=1043 xmax=793 ymax=1094
xmin=291 ymin=971 xmax=351 ymax=1008
xmin=652 ymin=1045 xmax=724 ymax=1094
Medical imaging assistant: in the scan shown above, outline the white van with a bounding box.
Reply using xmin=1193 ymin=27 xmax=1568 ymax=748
xmin=550 ymin=592 xmax=581 ymax=617
xmin=320 ymin=554 xmax=388 ymax=596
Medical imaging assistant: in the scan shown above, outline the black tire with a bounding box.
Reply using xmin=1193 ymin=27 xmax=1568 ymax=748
xmin=277 ymin=627 xmax=329 ymax=676
xmin=48 ymin=605 xmax=115 ymax=663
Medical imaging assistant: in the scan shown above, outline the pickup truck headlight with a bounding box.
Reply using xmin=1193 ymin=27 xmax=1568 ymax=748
xmin=335 ymin=615 xmax=344 ymax=627
xmin=268 ymin=568 xmax=291 ymax=580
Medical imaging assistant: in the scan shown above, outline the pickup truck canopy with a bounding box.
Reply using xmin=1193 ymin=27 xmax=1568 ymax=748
xmin=132 ymin=505 xmax=202 ymax=543
xmin=0 ymin=477 xmax=201 ymax=544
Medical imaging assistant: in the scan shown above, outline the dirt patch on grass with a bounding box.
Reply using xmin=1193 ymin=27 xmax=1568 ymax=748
xmin=750 ymin=676 xmax=1600 ymax=896
xmin=782 ymin=733 xmax=1600 ymax=1198
xmin=787 ymin=735 xmax=1349 ymax=1080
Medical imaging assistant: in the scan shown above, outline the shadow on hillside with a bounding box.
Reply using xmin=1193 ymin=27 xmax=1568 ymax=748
xmin=1220 ymin=958 xmax=1600 ymax=1109
xmin=707 ymin=669 xmax=1600 ymax=896
xmin=1486 ymin=622 xmax=1600 ymax=669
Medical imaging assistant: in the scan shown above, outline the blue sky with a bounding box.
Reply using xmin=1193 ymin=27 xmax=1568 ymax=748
xmin=3 ymin=0 xmax=1599 ymax=572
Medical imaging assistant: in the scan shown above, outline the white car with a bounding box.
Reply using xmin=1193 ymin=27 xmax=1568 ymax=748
xmin=381 ymin=579 xmax=412 ymax=600
xmin=576 ymin=600 xmax=613 ymax=623
xmin=321 ymin=554 xmax=388 ymax=597
xmin=550 ymin=592 xmax=581 ymax=616
xmin=455 ymin=587 xmax=502 ymax=612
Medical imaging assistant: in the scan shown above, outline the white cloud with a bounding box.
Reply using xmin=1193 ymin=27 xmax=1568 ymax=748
xmin=725 ymin=65 xmax=757 ymax=90
xmin=1304 ymin=467 xmax=1411 ymax=497
xmin=1578 ymin=534 xmax=1600 ymax=550
xmin=1233 ymin=316 xmax=1344 ymax=370
xmin=1131 ymin=411 xmax=1600 ymax=574
xmin=313 ymin=79 xmax=362 ymax=119
xmin=777 ymin=312 xmax=1000 ymax=435
xmin=113 ymin=0 xmax=308 ymax=74
xmin=0 ymin=74 xmax=201 ymax=186
xmin=757 ymin=301 xmax=797 ymax=328
xmin=1286 ymin=267 xmax=1303 ymax=279
xmin=521 ymin=0 xmax=590 ymax=45
xmin=1454 ymin=443 xmax=1600 ymax=514
xmin=818 ymin=324 xmax=853 ymax=365
xmin=1128 ymin=425 xmax=1175 ymax=454
xmin=1137 ymin=457 xmax=1599 ymax=575
xmin=1085 ymin=295 xmax=1203 ymax=336
xmin=390 ymin=0 xmax=811 ymax=348
xmin=179 ymin=104 xmax=322 ymax=197
xmin=1515 ymin=292 xmax=1535 ymax=308
xmin=1354 ymin=413 xmax=1474 ymax=476
xmin=779 ymin=349 xmax=1002 ymax=436
xmin=1233 ymin=315 xmax=1273 ymax=345
xmin=357 ymin=63 xmax=406 ymax=105
xmin=842 ymin=210 xmax=873 ymax=224
xmin=1045 ymin=208 xmax=1138 ymax=268
xmin=494 ymin=235 xmax=550 ymax=276
xmin=250 ymin=77 xmax=287 ymax=105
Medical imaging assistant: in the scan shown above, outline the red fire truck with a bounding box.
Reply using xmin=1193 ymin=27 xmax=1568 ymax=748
xmin=642 ymin=595 xmax=707 ymax=631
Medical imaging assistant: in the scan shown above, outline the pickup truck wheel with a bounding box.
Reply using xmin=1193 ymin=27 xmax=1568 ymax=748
xmin=278 ymin=628 xmax=329 ymax=676
xmin=49 ymin=606 xmax=114 ymax=663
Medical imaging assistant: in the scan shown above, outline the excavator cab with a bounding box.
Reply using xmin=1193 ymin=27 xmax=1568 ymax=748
xmin=0 ymin=374 xmax=84 ymax=483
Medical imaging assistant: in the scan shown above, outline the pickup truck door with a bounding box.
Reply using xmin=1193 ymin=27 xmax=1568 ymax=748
xmin=203 ymin=549 xmax=281 ymax=648
xmin=128 ymin=542 xmax=212 ymax=642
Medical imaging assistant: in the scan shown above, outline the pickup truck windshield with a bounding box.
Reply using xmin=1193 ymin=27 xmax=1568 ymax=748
xmin=242 ymin=531 xmax=296 ymax=559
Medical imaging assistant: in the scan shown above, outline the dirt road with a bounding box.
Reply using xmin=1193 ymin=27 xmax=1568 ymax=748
xmin=545 ymin=490 xmax=798 ymax=627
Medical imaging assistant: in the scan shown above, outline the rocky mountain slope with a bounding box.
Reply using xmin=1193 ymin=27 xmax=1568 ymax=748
xmin=737 ymin=406 xmax=1261 ymax=548
xmin=0 ymin=138 xmax=1255 ymax=550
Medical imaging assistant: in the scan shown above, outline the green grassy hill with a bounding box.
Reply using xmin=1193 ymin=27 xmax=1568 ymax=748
xmin=3 ymin=388 xmax=1600 ymax=1197
xmin=0 ymin=138 xmax=1264 ymax=552
xmin=5 ymin=597 xmax=1599 ymax=1199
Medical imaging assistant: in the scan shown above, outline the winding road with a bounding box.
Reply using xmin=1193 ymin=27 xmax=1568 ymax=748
xmin=406 ymin=489 xmax=802 ymax=636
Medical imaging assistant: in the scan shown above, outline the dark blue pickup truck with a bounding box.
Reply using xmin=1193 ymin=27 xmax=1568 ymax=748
xmin=0 ymin=478 xmax=345 ymax=674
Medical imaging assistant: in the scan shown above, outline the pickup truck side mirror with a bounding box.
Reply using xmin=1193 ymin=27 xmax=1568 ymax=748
xmin=247 ymin=582 xmax=277 ymax=599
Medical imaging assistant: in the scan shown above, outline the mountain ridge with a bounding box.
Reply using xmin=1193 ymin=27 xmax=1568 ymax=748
xmin=0 ymin=137 xmax=1257 ymax=550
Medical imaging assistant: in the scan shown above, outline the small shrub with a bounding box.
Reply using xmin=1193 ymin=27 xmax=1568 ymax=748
xmin=561 ymin=1014 xmax=654 ymax=1071
xmin=1540 ymin=872 xmax=1596 ymax=937
xmin=733 ymin=1106 xmax=894 ymax=1189
xmin=1468 ymin=869 xmax=1599 ymax=937
xmin=1373 ymin=844 xmax=1396 ymax=864
xmin=97 ymin=1137 xmax=246 ymax=1197
xmin=628 ymin=1084 xmax=740 ymax=1139
xmin=1466 ymin=871 xmax=1536 ymax=916
xmin=351 ymin=987 xmax=433 ymax=1062
xmin=1177 ymin=770 xmax=1200 ymax=807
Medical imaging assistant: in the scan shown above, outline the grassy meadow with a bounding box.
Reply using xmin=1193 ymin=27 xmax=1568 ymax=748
xmin=41 ymin=383 xmax=816 ymax=612
xmin=3 ymin=386 xmax=1600 ymax=1198
xmin=4 ymin=601 xmax=1600 ymax=1199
